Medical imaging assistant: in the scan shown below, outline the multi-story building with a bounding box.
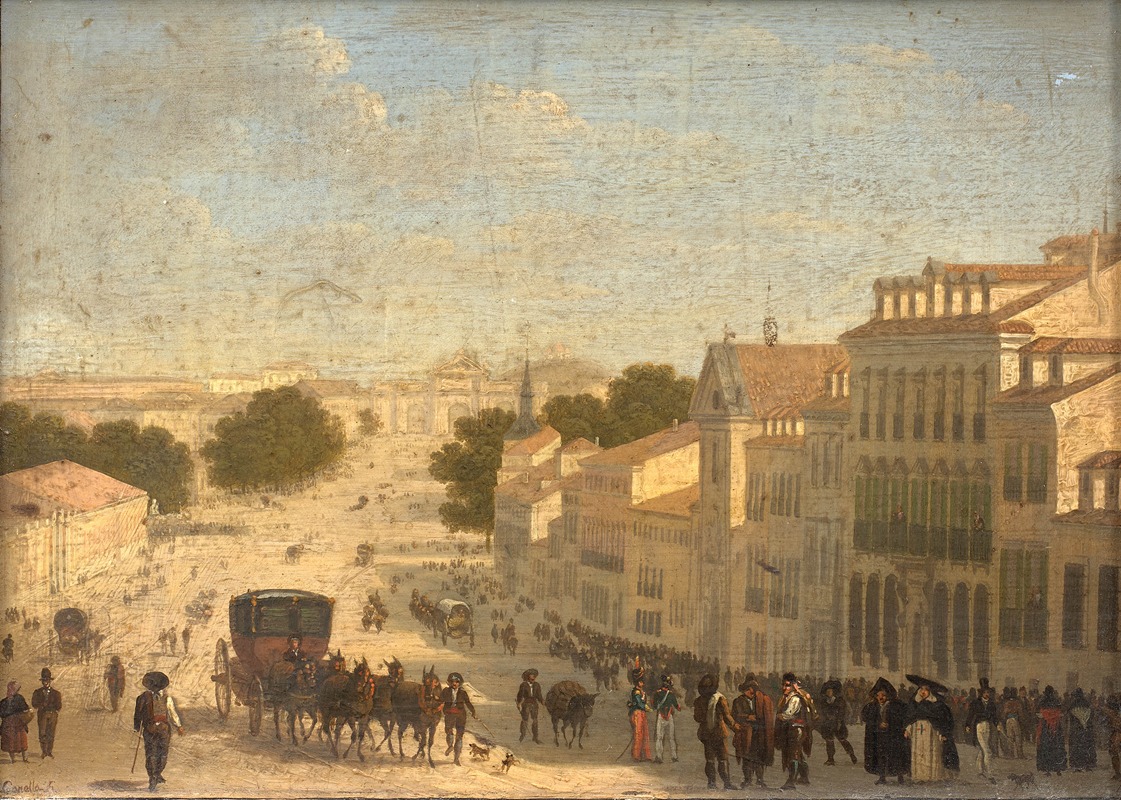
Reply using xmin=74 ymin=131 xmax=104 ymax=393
xmin=689 ymin=341 xmax=847 ymax=671
xmin=838 ymin=229 xmax=1120 ymax=689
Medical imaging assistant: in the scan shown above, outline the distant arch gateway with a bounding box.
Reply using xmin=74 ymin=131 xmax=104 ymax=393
xmin=370 ymin=349 xmax=545 ymax=436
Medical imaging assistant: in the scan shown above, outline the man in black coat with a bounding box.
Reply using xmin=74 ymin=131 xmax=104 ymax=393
xmin=134 ymin=672 xmax=184 ymax=792
xmin=861 ymin=677 xmax=908 ymax=785
xmin=516 ymin=669 xmax=544 ymax=743
xmin=817 ymin=679 xmax=856 ymax=766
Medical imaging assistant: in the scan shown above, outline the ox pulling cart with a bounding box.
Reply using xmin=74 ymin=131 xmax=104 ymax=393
xmin=211 ymin=589 xmax=335 ymax=736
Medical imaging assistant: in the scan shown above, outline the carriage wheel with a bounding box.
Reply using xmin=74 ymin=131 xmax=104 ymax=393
xmin=213 ymin=639 xmax=232 ymax=720
xmin=247 ymin=677 xmax=264 ymax=736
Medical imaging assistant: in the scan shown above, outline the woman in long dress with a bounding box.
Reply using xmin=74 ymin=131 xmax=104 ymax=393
xmin=903 ymin=679 xmax=959 ymax=783
xmin=1036 ymin=685 xmax=1067 ymax=775
xmin=0 ymin=680 xmax=30 ymax=762
xmin=1066 ymin=688 xmax=1096 ymax=771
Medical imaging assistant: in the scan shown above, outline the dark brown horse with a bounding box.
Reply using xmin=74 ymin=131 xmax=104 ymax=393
xmin=389 ymin=664 xmax=442 ymax=767
xmin=318 ymin=659 xmax=376 ymax=761
xmin=268 ymin=661 xmax=319 ymax=745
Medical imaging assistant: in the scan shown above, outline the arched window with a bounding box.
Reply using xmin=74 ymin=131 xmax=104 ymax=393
xmin=953 ymin=583 xmax=971 ymax=681
xmin=932 ymin=583 xmax=949 ymax=678
xmin=849 ymin=575 xmax=863 ymax=666
xmin=883 ymin=576 xmax=900 ymax=672
xmin=866 ymin=575 xmax=881 ymax=668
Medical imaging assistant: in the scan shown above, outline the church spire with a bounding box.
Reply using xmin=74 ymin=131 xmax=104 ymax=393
xmin=504 ymin=352 xmax=541 ymax=441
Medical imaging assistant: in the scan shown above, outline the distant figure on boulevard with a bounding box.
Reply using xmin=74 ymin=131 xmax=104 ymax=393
xmin=105 ymin=656 xmax=127 ymax=712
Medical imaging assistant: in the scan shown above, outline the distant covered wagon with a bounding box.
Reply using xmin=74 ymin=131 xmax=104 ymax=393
xmin=432 ymin=599 xmax=473 ymax=645
xmin=53 ymin=608 xmax=89 ymax=658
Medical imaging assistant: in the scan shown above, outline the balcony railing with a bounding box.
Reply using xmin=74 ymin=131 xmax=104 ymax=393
xmin=852 ymin=522 xmax=991 ymax=563
xmin=579 ymin=549 xmax=623 ymax=573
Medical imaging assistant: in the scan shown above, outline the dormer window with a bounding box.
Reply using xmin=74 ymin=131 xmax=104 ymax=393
xmin=712 ymin=390 xmax=722 ymax=410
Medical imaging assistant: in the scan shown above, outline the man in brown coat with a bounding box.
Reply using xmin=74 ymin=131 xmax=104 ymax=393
xmin=732 ymin=674 xmax=775 ymax=788
xmin=693 ymin=673 xmax=739 ymax=790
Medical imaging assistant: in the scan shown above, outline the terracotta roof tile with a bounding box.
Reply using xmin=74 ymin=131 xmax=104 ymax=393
xmin=943 ymin=263 xmax=1088 ymax=281
xmin=561 ymin=437 xmax=600 ymax=454
xmin=1019 ymin=337 xmax=1121 ymax=355
xmin=633 ymin=484 xmax=700 ymax=517
xmin=994 ymin=362 xmax=1121 ymax=406
xmin=731 ymin=344 xmax=848 ymax=417
xmin=0 ymin=460 xmax=146 ymax=515
xmin=1054 ymin=508 xmax=1121 ymax=528
xmin=801 ymin=395 xmax=852 ymax=413
xmin=581 ymin=421 xmax=700 ymax=467
xmin=1077 ymin=451 xmax=1121 ymax=470
xmin=495 ymin=463 xmax=572 ymax=503
xmin=503 ymin=426 xmax=561 ymax=457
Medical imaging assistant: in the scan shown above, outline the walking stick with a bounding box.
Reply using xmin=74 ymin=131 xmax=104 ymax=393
xmin=614 ymin=729 xmax=636 ymax=762
xmin=130 ymin=732 xmax=143 ymax=774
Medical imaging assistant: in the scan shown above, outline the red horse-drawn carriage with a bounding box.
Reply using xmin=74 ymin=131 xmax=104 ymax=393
xmin=211 ymin=589 xmax=334 ymax=735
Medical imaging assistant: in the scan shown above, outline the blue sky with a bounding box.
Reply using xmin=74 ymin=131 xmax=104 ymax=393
xmin=0 ymin=1 xmax=1115 ymax=380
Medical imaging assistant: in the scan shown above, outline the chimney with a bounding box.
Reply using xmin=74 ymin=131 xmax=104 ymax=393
xmin=672 ymin=418 xmax=679 ymax=431
xmin=1089 ymin=228 xmax=1106 ymax=323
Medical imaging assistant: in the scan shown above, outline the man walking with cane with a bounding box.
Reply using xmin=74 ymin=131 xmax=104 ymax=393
xmin=133 ymin=672 xmax=184 ymax=791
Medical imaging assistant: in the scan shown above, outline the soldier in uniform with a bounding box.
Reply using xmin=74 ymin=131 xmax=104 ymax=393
xmin=651 ymin=675 xmax=681 ymax=764
xmin=732 ymin=674 xmax=775 ymax=788
xmin=105 ymin=656 xmax=126 ymax=712
xmin=693 ymin=673 xmax=739 ymax=790
xmin=133 ymin=671 xmax=184 ymax=792
xmin=775 ymin=672 xmax=816 ymax=789
xmin=627 ymin=670 xmax=653 ymax=762
xmin=31 ymin=668 xmax=61 ymax=759
xmin=818 ymin=679 xmax=857 ymax=766
xmin=516 ymin=669 xmax=544 ymax=743
xmin=441 ymin=672 xmax=476 ymax=765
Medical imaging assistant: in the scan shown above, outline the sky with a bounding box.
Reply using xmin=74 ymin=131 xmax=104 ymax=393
xmin=0 ymin=0 xmax=1116 ymax=381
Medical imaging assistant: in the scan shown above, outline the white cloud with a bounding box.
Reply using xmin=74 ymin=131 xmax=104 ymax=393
xmin=267 ymin=26 xmax=351 ymax=76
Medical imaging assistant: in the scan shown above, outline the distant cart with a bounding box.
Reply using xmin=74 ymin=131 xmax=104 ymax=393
xmin=355 ymin=543 xmax=374 ymax=567
xmin=53 ymin=608 xmax=88 ymax=659
xmin=433 ymin=599 xmax=473 ymax=646
xmin=210 ymin=589 xmax=334 ymax=735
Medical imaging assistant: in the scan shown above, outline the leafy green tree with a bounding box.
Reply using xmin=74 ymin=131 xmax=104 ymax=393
xmin=542 ymin=363 xmax=696 ymax=447
xmin=201 ymin=386 xmax=346 ymax=491
xmin=539 ymin=393 xmax=610 ymax=446
xmin=85 ymin=420 xmax=194 ymax=513
xmin=0 ymin=402 xmax=193 ymax=512
xmin=0 ymin=403 xmax=90 ymax=472
xmin=428 ymin=407 xmax=515 ymax=542
xmin=357 ymin=408 xmax=383 ymax=437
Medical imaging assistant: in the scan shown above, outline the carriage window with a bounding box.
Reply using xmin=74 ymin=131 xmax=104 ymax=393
xmin=299 ymin=604 xmax=330 ymax=636
xmin=258 ymin=605 xmax=293 ymax=635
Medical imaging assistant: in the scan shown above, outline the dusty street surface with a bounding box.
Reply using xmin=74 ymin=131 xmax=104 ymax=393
xmin=0 ymin=436 xmax=1114 ymax=798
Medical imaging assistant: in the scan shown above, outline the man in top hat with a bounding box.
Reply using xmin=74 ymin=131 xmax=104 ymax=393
xmin=817 ymin=678 xmax=856 ymax=767
xmin=651 ymin=675 xmax=681 ymax=764
xmin=440 ymin=672 xmax=476 ymax=765
xmin=775 ymin=672 xmax=816 ymax=789
xmin=860 ymin=677 xmax=908 ymax=785
xmin=964 ymin=678 xmax=1000 ymax=781
xmin=516 ymin=668 xmax=544 ymax=743
xmin=693 ymin=673 xmax=739 ymax=790
xmin=30 ymin=667 xmax=61 ymax=759
xmin=732 ymin=673 xmax=775 ymax=788
xmin=134 ymin=672 xmax=184 ymax=792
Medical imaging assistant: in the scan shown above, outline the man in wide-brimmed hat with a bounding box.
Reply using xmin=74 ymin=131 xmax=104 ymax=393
xmin=134 ymin=671 xmax=184 ymax=792
xmin=693 ymin=673 xmax=739 ymax=790
xmin=964 ymin=677 xmax=999 ymax=781
xmin=31 ymin=667 xmax=61 ymax=759
xmin=516 ymin=668 xmax=543 ymax=743
xmin=732 ymin=673 xmax=774 ymax=788
xmin=860 ymin=677 xmax=908 ymax=785
xmin=817 ymin=678 xmax=856 ymax=767
xmin=903 ymin=674 xmax=958 ymax=783
xmin=441 ymin=672 xmax=476 ymax=765
xmin=776 ymin=672 xmax=817 ymax=789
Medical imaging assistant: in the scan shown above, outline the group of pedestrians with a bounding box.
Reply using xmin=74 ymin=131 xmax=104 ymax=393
xmin=0 ymin=667 xmax=61 ymax=763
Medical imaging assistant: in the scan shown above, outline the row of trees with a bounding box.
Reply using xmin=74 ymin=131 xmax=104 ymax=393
xmin=428 ymin=363 xmax=696 ymax=538
xmin=0 ymin=402 xmax=194 ymax=512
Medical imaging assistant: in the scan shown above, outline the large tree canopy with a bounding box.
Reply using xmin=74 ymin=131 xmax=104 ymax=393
xmin=428 ymin=407 xmax=515 ymax=536
xmin=200 ymin=387 xmax=346 ymax=491
xmin=543 ymin=362 xmax=696 ymax=447
xmin=0 ymin=402 xmax=194 ymax=512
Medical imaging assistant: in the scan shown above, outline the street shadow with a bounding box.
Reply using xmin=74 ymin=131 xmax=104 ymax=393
xmin=87 ymin=779 xmax=149 ymax=793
